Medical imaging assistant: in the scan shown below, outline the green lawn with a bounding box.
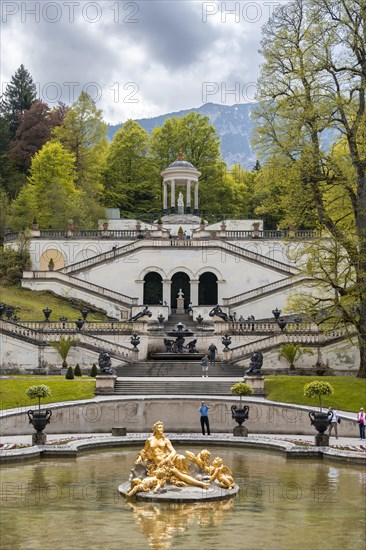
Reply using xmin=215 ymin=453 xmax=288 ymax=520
xmin=0 ymin=376 xmax=96 ymax=410
xmin=1 ymin=374 xmax=365 ymax=412
xmin=1 ymin=285 xmax=108 ymax=321
xmin=264 ymin=375 xmax=366 ymax=413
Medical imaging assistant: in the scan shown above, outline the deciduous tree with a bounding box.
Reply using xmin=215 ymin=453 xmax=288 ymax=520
xmin=254 ymin=0 xmax=366 ymax=376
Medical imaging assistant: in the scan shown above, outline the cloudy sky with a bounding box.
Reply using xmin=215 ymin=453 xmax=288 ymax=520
xmin=1 ymin=1 xmax=285 ymax=123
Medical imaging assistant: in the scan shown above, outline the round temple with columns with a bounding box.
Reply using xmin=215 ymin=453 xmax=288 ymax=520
xmin=160 ymin=153 xmax=201 ymax=217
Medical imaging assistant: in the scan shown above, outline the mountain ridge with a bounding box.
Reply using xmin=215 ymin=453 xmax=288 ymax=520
xmin=107 ymin=102 xmax=257 ymax=167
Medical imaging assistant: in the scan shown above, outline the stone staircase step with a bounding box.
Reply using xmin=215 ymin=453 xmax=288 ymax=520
xmin=114 ymin=380 xmax=234 ymax=395
xmin=114 ymin=362 xmax=244 ymax=377
xmin=113 ymin=378 xmax=264 ymax=396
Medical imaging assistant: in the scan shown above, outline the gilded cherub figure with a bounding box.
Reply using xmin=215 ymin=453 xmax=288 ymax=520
xmin=209 ymin=457 xmax=235 ymax=489
xmin=185 ymin=449 xmax=214 ymax=476
xmin=126 ymin=466 xmax=169 ymax=497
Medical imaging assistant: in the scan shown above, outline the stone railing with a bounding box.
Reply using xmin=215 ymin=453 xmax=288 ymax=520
xmin=1 ymin=319 xmax=148 ymax=335
xmin=61 ymin=237 xmax=297 ymax=277
xmin=0 ymin=320 xmax=134 ymax=361
xmin=23 ymin=271 xmax=138 ymax=307
xmin=77 ymin=333 xmax=133 ymax=361
xmin=222 ymin=277 xmax=310 ymax=307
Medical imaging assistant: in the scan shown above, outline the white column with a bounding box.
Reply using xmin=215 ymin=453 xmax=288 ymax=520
xmin=216 ymin=280 xmax=225 ymax=304
xmin=170 ymin=179 xmax=176 ymax=213
xmin=163 ymin=182 xmax=168 ymax=213
xmin=186 ymin=180 xmax=192 ymax=214
xmin=194 ymin=181 xmax=199 ymax=215
xmin=190 ymin=279 xmax=199 ymax=305
xmin=162 ymin=280 xmax=172 ymax=310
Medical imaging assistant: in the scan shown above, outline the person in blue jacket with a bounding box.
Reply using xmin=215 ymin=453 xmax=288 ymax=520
xmin=199 ymin=401 xmax=210 ymax=435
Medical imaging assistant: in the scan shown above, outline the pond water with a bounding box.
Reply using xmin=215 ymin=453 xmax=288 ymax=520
xmin=1 ymin=446 xmax=365 ymax=550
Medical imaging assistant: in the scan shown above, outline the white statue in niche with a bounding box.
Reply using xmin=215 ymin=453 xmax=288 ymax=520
xmin=178 ymin=192 xmax=184 ymax=207
xmin=177 ymin=288 xmax=184 ymax=298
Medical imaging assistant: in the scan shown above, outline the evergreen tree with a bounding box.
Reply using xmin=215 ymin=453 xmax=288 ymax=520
xmin=0 ymin=65 xmax=37 ymax=138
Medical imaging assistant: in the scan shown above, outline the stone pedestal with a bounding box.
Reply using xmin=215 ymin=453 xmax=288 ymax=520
xmin=315 ymin=433 xmax=330 ymax=446
xmin=233 ymin=425 xmax=248 ymax=437
xmin=222 ymin=349 xmax=232 ymax=363
xmin=244 ymin=375 xmax=265 ymax=395
xmin=112 ymin=426 xmax=127 ymax=436
xmin=95 ymin=375 xmax=117 ymax=395
xmin=131 ymin=348 xmax=139 ymax=363
xmin=32 ymin=432 xmax=47 ymax=445
xmin=176 ymin=296 xmax=185 ymax=314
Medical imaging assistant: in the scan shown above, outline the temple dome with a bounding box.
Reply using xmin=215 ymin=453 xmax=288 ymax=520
xmin=167 ymin=159 xmax=196 ymax=170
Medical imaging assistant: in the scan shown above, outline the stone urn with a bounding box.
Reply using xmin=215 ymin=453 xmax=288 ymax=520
xmin=130 ymin=334 xmax=141 ymax=348
xmin=231 ymin=404 xmax=249 ymax=426
xmin=27 ymin=409 xmax=52 ymax=445
xmin=28 ymin=409 xmax=52 ymax=432
xmin=231 ymin=405 xmax=250 ymax=437
xmin=222 ymin=334 xmax=232 ymax=350
xmin=309 ymin=410 xmax=332 ymax=433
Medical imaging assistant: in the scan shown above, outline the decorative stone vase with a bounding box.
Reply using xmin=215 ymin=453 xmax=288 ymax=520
xmin=309 ymin=410 xmax=332 ymax=433
xmin=103 ymin=222 xmax=109 ymax=231
xmin=42 ymin=307 xmax=52 ymax=321
xmin=130 ymin=334 xmax=141 ymax=348
xmin=309 ymin=410 xmax=332 ymax=446
xmin=222 ymin=334 xmax=232 ymax=350
xmin=75 ymin=318 xmax=85 ymax=330
xmin=231 ymin=404 xmax=249 ymax=426
xmin=27 ymin=409 xmax=52 ymax=445
xmin=231 ymin=405 xmax=250 ymax=437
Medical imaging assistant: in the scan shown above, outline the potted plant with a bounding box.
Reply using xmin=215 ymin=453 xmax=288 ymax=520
xmin=157 ymin=216 xmax=163 ymax=230
xmin=135 ymin=221 xmax=142 ymax=232
xmin=31 ymin=217 xmax=39 ymax=230
xmin=230 ymin=382 xmax=253 ymax=433
xmin=211 ymin=230 xmax=217 ymax=239
xmin=304 ymin=380 xmax=334 ymax=435
xmin=49 ymin=336 xmax=79 ymax=369
xmin=24 ymin=258 xmax=32 ymax=271
xmin=220 ymin=221 xmax=227 ymax=231
xmin=200 ymin=218 xmax=205 ymax=230
xmin=178 ymin=226 xmax=184 ymax=239
xmin=278 ymin=343 xmax=313 ymax=372
xmin=102 ymin=220 xmax=109 ymax=231
xmin=26 ymin=384 xmax=52 ymax=443
xmin=48 ymin=258 xmax=55 ymax=271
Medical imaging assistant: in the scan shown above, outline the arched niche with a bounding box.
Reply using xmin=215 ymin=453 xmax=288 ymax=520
xmin=143 ymin=272 xmax=163 ymax=305
xmin=199 ymin=272 xmax=218 ymax=305
xmin=171 ymin=272 xmax=190 ymax=310
xmin=40 ymin=248 xmax=65 ymax=270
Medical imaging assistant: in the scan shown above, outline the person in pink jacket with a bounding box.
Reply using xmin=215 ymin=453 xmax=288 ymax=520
xmin=357 ymin=407 xmax=365 ymax=440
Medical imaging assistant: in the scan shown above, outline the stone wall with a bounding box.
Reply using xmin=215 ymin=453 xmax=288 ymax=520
xmin=0 ymin=397 xmax=358 ymax=437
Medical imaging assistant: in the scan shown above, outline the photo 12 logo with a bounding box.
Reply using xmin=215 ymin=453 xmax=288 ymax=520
xmin=202 ymin=81 xmax=257 ymax=103
xmin=202 ymin=2 xmax=282 ymax=23
xmin=1 ymin=80 xmax=140 ymax=105
xmin=1 ymin=1 xmax=139 ymax=24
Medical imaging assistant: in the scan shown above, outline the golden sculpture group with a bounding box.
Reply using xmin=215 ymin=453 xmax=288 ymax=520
xmin=126 ymin=421 xmax=235 ymax=498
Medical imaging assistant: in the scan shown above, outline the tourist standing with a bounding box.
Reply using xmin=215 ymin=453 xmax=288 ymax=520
xmin=328 ymin=407 xmax=339 ymax=439
xmin=357 ymin=407 xmax=365 ymax=440
xmin=201 ymin=354 xmax=209 ymax=378
xmin=208 ymin=343 xmax=217 ymax=365
xmin=199 ymin=401 xmax=210 ymax=435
